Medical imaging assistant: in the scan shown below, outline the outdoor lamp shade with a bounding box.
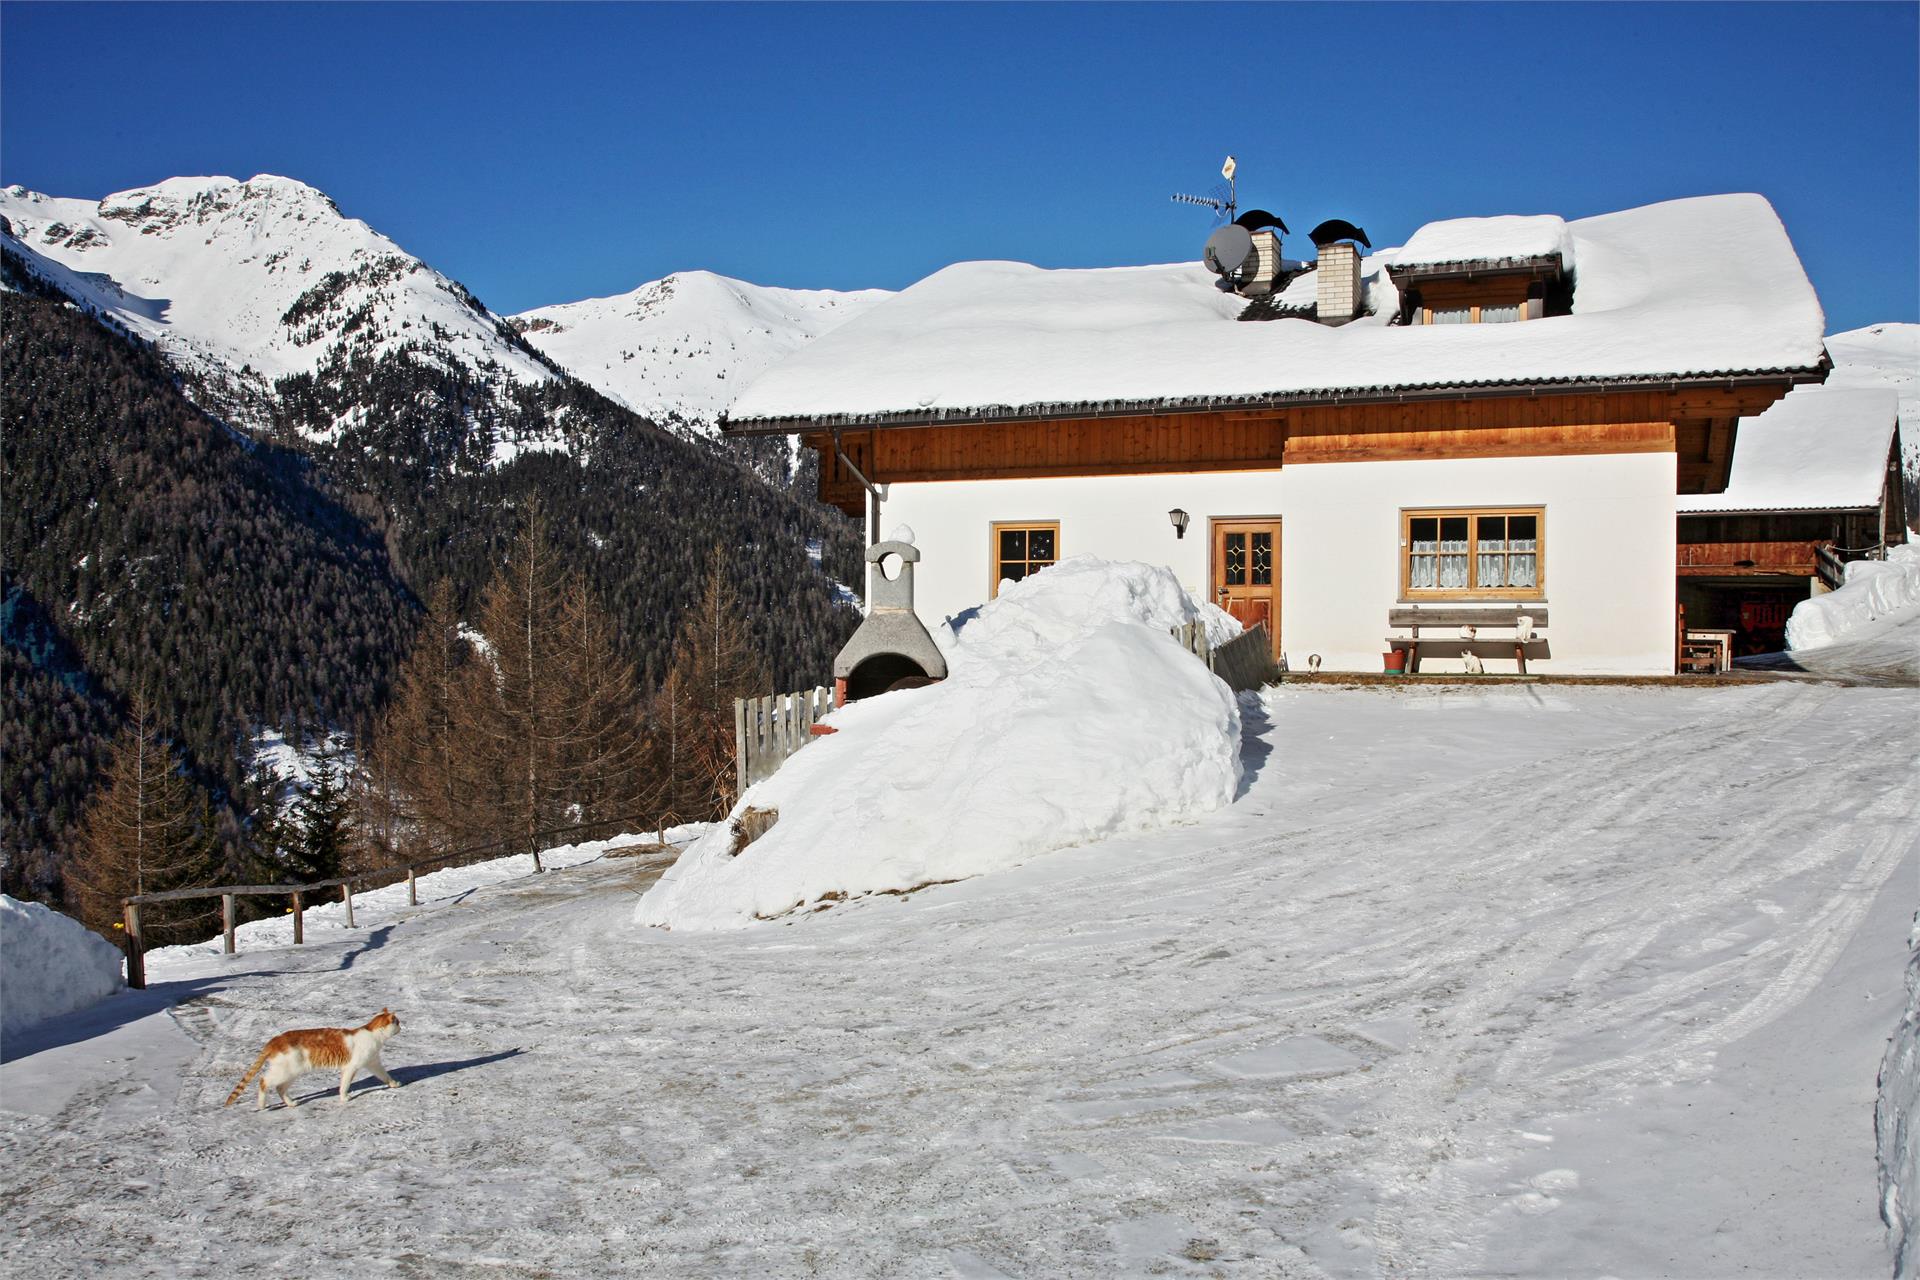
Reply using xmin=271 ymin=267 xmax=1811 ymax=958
xmin=1169 ymin=508 xmax=1189 ymax=539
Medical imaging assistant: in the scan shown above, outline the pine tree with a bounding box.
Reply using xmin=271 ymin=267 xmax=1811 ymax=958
xmin=563 ymin=578 xmax=653 ymax=833
xmin=463 ymin=503 xmax=583 ymax=869
xmin=67 ymin=695 xmax=219 ymax=943
xmin=363 ymin=581 xmax=491 ymax=861
xmin=239 ymin=756 xmax=295 ymax=878
xmin=657 ymin=548 xmax=770 ymax=820
xmin=287 ymin=751 xmax=352 ymax=882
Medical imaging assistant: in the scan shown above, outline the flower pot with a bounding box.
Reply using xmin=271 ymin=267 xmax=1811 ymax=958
xmin=1383 ymin=649 xmax=1407 ymax=675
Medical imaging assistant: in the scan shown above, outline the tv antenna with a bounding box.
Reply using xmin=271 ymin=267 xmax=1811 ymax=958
xmin=1171 ymin=154 xmax=1238 ymax=224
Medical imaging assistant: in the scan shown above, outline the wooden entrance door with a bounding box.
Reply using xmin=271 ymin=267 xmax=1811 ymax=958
xmin=1212 ymin=519 xmax=1281 ymax=654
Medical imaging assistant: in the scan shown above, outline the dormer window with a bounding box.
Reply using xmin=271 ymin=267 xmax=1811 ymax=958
xmin=1384 ymin=215 xmax=1573 ymax=327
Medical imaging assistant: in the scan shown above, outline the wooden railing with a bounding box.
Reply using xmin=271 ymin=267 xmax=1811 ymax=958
xmin=735 ymin=686 xmax=834 ymax=794
xmin=1172 ymin=620 xmax=1278 ymax=692
xmin=119 ymin=814 xmax=686 ymax=989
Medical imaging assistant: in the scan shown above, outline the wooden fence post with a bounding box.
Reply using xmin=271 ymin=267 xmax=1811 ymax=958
xmin=407 ymin=868 xmax=418 ymax=906
xmin=222 ymin=893 xmax=236 ymax=955
xmin=123 ymin=902 xmax=145 ymax=990
xmin=291 ymin=891 xmax=304 ymax=945
xmin=341 ymin=882 xmax=355 ymax=929
xmin=735 ymin=697 xmax=749 ymax=798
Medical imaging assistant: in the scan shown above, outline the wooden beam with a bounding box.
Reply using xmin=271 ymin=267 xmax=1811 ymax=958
xmin=123 ymin=903 xmax=144 ymax=990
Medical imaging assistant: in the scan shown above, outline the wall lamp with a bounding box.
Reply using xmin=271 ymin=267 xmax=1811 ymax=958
xmin=1168 ymin=508 xmax=1190 ymax=539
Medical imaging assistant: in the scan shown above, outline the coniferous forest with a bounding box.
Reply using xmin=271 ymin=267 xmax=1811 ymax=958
xmin=1 ymin=281 xmax=862 ymax=921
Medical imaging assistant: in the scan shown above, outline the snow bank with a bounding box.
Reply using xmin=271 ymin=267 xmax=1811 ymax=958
xmin=1786 ymin=545 xmax=1920 ymax=651
xmin=1 ymin=895 xmax=123 ymax=1037
xmin=1880 ymin=912 xmax=1920 ymax=1279
xmin=145 ymin=829 xmax=698 ymax=969
xmin=636 ymin=558 xmax=1243 ymax=930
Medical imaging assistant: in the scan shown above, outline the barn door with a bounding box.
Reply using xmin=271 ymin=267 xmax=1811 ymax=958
xmin=1212 ymin=519 xmax=1281 ymax=654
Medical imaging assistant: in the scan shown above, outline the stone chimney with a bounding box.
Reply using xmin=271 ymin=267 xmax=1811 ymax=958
xmin=1316 ymin=240 xmax=1363 ymax=325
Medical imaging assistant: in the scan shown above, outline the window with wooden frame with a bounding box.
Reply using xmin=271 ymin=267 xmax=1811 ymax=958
xmin=990 ymin=521 xmax=1059 ymax=596
xmin=1402 ymin=507 xmax=1544 ymax=598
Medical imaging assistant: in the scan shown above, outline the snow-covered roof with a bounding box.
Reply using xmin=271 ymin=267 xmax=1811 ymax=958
xmin=727 ymin=194 xmax=1826 ymax=429
xmin=1678 ymin=385 xmax=1898 ymax=513
xmin=1379 ymin=213 xmax=1574 ymax=272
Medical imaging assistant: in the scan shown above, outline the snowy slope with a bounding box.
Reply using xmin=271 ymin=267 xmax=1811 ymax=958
xmin=508 ymin=270 xmax=890 ymax=435
xmin=1827 ymin=322 xmax=1920 ymax=481
xmin=2 ymin=676 xmax=1913 ymax=1276
xmin=0 ymin=176 xmax=551 ymax=434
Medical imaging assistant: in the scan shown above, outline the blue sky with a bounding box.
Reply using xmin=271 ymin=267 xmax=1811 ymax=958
xmin=2 ymin=2 xmax=1914 ymax=331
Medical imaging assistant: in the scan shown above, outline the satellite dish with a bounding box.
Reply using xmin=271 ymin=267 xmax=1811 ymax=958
xmin=1309 ymin=219 xmax=1372 ymax=249
xmin=1233 ymin=208 xmax=1290 ymax=235
xmin=1203 ymin=224 xmax=1255 ymax=279
xmin=1221 ymin=155 xmax=1238 ymax=181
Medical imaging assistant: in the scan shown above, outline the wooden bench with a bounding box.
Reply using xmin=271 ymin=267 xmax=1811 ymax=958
xmin=1387 ymin=605 xmax=1549 ymax=674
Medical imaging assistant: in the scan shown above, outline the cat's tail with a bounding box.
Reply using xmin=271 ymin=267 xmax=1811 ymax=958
xmin=223 ymin=1049 xmax=271 ymax=1107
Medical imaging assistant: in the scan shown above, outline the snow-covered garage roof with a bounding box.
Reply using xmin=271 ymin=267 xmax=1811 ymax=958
xmin=1678 ymin=386 xmax=1898 ymax=514
xmin=727 ymin=194 xmax=1826 ymax=431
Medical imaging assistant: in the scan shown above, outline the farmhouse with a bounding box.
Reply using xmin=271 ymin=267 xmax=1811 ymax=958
xmin=728 ymin=194 xmax=1838 ymax=676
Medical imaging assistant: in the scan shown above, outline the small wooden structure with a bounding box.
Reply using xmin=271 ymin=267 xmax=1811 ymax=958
xmin=1387 ymin=605 xmax=1548 ymax=674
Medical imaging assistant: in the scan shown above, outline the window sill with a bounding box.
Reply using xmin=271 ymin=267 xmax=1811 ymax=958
xmin=1396 ymin=597 xmax=1548 ymax=606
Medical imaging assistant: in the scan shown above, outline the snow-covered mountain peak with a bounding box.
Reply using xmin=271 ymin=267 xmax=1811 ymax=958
xmin=92 ymin=174 xmax=345 ymax=230
xmin=510 ymin=270 xmax=892 ymax=433
xmin=0 ymin=175 xmax=551 ymax=436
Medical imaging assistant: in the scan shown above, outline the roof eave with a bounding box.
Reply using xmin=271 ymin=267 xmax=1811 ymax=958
xmin=1678 ymin=502 xmax=1881 ymax=515
xmin=723 ymin=366 xmax=1830 ymax=437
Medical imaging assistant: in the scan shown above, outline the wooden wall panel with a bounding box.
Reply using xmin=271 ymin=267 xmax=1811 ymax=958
xmin=1675 ymin=541 xmax=1819 ymax=576
xmin=801 ymin=383 xmax=1798 ymax=507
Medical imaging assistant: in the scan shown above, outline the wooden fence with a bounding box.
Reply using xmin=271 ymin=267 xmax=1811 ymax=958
xmin=1172 ymin=620 xmax=1278 ymax=692
xmin=735 ymin=686 xmax=834 ymax=794
xmin=118 ymin=813 xmax=684 ymax=989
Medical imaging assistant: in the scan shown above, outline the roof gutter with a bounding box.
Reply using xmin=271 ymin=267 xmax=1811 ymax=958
xmin=724 ymin=366 xmax=1830 ymax=437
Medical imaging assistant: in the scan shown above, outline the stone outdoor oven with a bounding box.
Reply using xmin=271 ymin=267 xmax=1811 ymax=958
xmin=833 ymin=536 xmax=948 ymax=705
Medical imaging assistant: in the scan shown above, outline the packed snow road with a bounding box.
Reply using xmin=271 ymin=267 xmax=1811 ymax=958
xmin=3 ymin=681 xmax=1914 ymax=1278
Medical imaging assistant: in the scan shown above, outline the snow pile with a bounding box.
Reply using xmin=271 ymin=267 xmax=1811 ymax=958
xmin=1382 ymin=213 xmax=1574 ymax=270
xmin=729 ymin=194 xmax=1824 ymax=424
xmin=636 ymin=558 xmax=1243 ymax=931
xmin=1880 ymin=913 xmax=1920 ymax=1278
xmin=1 ymin=895 xmax=123 ymax=1037
xmin=1786 ymin=545 xmax=1920 ymax=651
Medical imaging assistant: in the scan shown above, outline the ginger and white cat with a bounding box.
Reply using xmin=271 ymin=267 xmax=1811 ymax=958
xmin=224 ymin=1008 xmax=402 ymax=1110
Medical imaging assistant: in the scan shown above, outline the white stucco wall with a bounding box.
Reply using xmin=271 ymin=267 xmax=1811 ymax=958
xmin=876 ymin=451 xmax=1678 ymax=675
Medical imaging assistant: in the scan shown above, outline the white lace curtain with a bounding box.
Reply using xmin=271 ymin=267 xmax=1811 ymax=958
xmin=1409 ymin=523 xmax=1469 ymax=588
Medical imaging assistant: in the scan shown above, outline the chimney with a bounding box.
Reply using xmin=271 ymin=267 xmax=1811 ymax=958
xmin=832 ymin=534 xmax=948 ymax=706
xmin=1316 ymin=240 xmax=1363 ymax=325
